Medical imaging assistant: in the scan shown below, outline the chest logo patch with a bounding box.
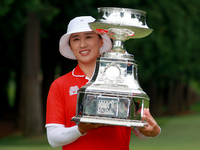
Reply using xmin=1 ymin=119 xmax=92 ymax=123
xmin=69 ymin=85 xmax=79 ymax=96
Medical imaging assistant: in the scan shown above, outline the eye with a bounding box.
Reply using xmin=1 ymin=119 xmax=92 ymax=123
xmin=73 ymin=38 xmax=79 ymax=41
xmin=86 ymin=36 xmax=92 ymax=39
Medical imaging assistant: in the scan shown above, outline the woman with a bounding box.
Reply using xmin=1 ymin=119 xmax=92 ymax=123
xmin=46 ymin=16 xmax=161 ymax=150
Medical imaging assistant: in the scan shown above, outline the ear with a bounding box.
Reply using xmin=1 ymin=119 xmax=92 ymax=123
xmin=69 ymin=40 xmax=74 ymax=52
xmin=70 ymin=45 xmax=73 ymax=51
xmin=99 ymin=38 xmax=104 ymax=48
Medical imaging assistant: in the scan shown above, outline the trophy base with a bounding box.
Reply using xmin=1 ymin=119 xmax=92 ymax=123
xmin=71 ymin=116 xmax=147 ymax=127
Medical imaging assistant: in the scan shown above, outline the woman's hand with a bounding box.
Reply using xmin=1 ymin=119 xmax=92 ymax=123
xmin=78 ymin=123 xmax=108 ymax=134
xmin=138 ymin=108 xmax=161 ymax=137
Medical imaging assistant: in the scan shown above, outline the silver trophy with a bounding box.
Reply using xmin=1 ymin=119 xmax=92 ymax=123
xmin=71 ymin=7 xmax=153 ymax=127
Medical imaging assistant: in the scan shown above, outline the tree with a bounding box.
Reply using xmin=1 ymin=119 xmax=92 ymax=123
xmin=20 ymin=11 xmax=43 ymax=136
xmin=0 ymin=0 xmax=22 ymax=120
xmin=18 ymin=0 xmax=59 ymax=136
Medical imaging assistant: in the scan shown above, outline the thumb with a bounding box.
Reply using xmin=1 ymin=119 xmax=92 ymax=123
xmin=142 ymin=114 xmax=156 ymax=126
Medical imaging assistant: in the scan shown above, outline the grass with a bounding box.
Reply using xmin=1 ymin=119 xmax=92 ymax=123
xmin=0 ymin=133 xmax=61 ymax=150
xmin=130 ymin=112 xmax=200 ymax=150
xmin=0 ymin=112 xmax=200 ymax=150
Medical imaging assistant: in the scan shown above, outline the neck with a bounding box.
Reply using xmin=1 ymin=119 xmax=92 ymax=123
xmin=78 ymin=61 xmax=96 ymax=79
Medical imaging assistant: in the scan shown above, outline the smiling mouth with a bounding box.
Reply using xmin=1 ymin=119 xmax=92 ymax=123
xmin=80 ymin=50 xmax=89 ymax=53
xmin=80 ymin=50 xmax=90 ymax=55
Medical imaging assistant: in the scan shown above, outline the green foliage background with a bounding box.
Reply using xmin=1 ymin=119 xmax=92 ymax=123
xmin=1 ymin=0 xmax=200 ymax=137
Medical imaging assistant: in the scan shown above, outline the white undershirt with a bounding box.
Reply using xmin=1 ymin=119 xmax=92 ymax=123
xmin=45 ymin=124 xmax=84 ymax=148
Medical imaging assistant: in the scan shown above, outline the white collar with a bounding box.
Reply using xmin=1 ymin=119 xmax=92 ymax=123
xmin=72 ymin=68 xmax=91 ymax=81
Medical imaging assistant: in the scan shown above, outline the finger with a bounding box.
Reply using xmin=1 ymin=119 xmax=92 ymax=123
xmin=91 ymin=123 xmax=108 ymax=129
xmin=142 ymin=115 xmax=156 ymax=126
xmin=138 ymin=127 xmax=148 ymax=133
xmin=137 ymin=125 xmax=149 ymax=135
xmin=143 ymin=108 xmax=152 ymax=117
xmin=138 ymin=123 xmax=161 ymax=137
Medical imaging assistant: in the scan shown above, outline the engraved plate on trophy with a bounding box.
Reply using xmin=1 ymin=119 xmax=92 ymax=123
xmin=97 ymin=96 xmax=118 ymax=117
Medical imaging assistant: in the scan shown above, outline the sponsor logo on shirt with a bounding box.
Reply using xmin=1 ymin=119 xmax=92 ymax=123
xmin=69 ymin=85 xmax=79 ymax=96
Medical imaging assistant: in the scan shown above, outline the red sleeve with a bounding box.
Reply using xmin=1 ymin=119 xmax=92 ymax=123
xmin=46 ymin=80 xmax=66 ymax=125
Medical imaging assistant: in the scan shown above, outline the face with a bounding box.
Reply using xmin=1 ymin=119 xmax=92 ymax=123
xmin=69 ymin=31 xmax=103 ymax=65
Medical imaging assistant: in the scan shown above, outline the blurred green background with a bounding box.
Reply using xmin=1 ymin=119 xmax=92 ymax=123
xmin=1 ymin=0 xmax=200 ymax=149
xmin=0 ymin=112 xmax=200 ymax=150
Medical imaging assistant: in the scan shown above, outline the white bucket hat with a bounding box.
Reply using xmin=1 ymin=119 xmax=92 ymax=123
xmin=59 ymin=16 xmax=112 ymax=60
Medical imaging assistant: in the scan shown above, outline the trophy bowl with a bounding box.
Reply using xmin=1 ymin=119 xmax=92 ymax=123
xmin=90 ymin=7 xmax=153 ymax=39
xmin=71 ymin=7 xmax=152 ymax=127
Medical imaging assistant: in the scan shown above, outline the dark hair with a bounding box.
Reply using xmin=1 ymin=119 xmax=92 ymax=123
xmin=98 ymin=34 xmax=102 ymax=39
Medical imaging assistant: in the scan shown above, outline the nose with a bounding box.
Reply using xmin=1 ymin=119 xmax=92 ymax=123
xmin=80 ymin=38 xmax=87 ymax=48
